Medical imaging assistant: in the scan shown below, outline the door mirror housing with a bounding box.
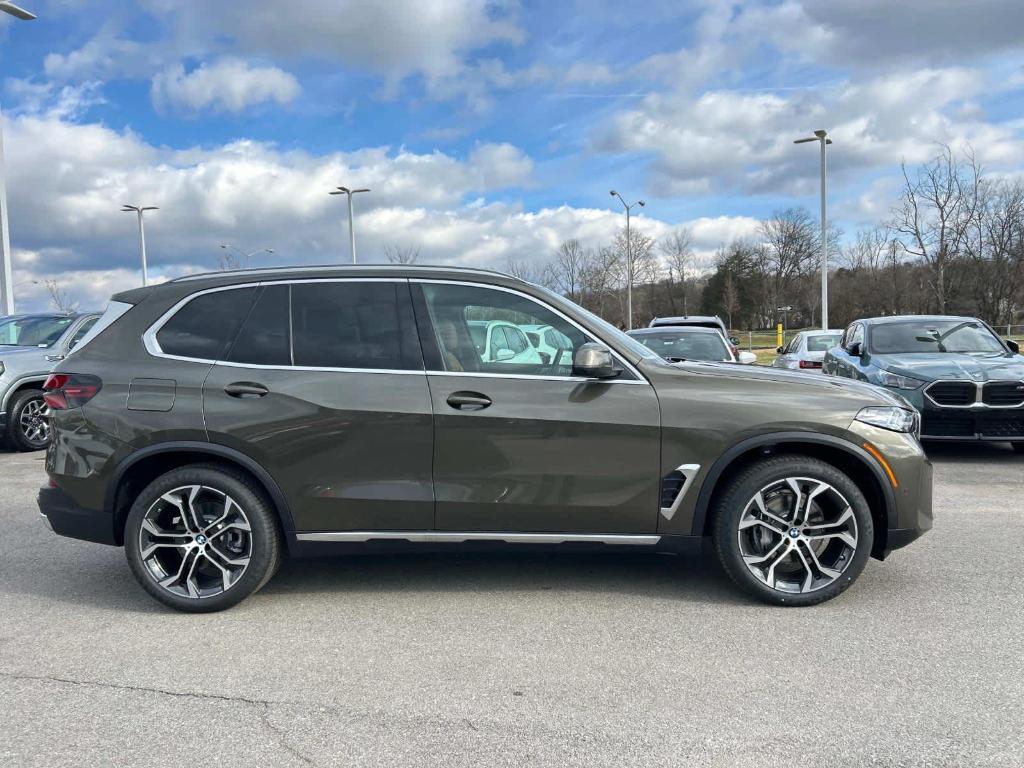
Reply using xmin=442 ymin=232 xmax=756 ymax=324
xmin=737 ymin=351 xmax=758 ymax=365
xmin=1007 ymin=339 xmax=1020 ymax=354
xmin=847 ymin=341 xmax=863 ymax=357
xmin=572 ymin=343 xmax=621 ymax=379
xmin=494 ymin=348 xmax=515 ymax=362
xmin=776 ymin=345 xmax=785 ymax=354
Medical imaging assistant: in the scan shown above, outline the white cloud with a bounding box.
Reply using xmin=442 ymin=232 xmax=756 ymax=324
xmin=151 ymin=58 xmax=301 ymax=114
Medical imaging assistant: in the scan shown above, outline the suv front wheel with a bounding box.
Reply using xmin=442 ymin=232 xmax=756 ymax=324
xmin=124 ymin=465 xmax=282 ymax=612
xmin=713 ymin=455 xmax=874 ymax=606
xmin=6 ymin=388 xmax=51 ymax=451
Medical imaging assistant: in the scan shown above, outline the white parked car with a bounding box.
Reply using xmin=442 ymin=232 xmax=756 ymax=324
xmin=772 ymin=330 xmax=844 ymax=371
xmin=627 ymin=326 xmax=757 ymax=364
xmin=521 ymin=323 xmax=574 ymax=366
xmin=467 ymin=320 xmax=543 ymax=364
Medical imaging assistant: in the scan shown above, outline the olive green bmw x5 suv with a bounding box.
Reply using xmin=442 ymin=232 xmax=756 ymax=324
xmin=38 ymin=266 xmax=932 ymax=612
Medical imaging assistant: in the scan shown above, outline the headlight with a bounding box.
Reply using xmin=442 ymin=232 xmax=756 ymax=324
xmin=855 ymin=406 xmax=918 ymax=433
xmin=873 ymin=370 xmax=924 ymax=390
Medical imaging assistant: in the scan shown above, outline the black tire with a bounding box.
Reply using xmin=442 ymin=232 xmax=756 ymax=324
xmin=124 ymin=464 xmax=282 ymax=613
xmin=6 ymin=388 xmax=50 ymax=452
xmin=712 ymin=454 xmax=874 ymax=607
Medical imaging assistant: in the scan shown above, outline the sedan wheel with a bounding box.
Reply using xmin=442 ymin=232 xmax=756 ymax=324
xmin=7 ymin=389 xmax=51 ymax=451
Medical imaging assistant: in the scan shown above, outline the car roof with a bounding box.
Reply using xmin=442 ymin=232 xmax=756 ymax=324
xmin=650 ymin=315 xmax=722 ymax=324
xmin=628 ymin=326 xmax=722 ymax=336
xmin=802 ymin=329 xmax=844 ymax=335
xmin=854 ymin=315 xmax=982 ymax=326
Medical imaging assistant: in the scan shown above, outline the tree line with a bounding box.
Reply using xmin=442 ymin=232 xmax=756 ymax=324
xmin=527 ymin=145 xmax=1024 ymax=332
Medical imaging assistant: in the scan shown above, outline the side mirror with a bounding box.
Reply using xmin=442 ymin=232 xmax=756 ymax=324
xmin=729 ymin=336 xmax=739 ymax=345
xmin=1007 ymin=339 xmax=1020 ymax=354
xmin=737 ymin=351 xmax=758 ymax=365
xmin=572 ymin=343 xmax=621 ymax=379
xmin=776 ymin=346 xmax=784 ymax=354
xmin=494 ymin=348 xmax=515 ymax=362
xmin=847 ymin=341 xmax=863 ymax=357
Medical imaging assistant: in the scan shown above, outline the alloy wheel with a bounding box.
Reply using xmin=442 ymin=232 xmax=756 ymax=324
xmin=19 ymin=397 xmax=50 ymax=447
xmin=139 ymin=485 xmax=253 ymax=599
xmin=737 ymin=476 xmax=858 ymax=594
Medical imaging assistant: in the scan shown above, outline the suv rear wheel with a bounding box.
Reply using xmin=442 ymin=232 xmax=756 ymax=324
xmin=124 ymin=465 xmax=282 ymax=612
xmin=712 ymin=455 xmax=873 ymax=606
xmin=6 ymin=388 xmax=51 ymax=451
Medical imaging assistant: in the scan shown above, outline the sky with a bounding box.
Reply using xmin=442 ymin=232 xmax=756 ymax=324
xmin=1 ymin=0 xmax=1023 ymax=311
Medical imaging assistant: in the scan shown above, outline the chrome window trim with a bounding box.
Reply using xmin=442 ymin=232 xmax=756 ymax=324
xmin=412 ymin=278 xmax=649 ymax=384
xmin=296 ymin=531 xmax=661 ymax=545
xmin=427 ymin=370 xmax=647 ymax=384
xmin=923 ymin=379 xmax=1024 ymax=410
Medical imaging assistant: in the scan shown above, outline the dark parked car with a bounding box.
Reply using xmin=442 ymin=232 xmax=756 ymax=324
xmin=823 ymin=315 xmax=1024 ymax=448
xmin=39 ymin=266 xmax=932 ymax=612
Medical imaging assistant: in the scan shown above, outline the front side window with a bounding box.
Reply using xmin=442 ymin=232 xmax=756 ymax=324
xmin=847 ymin=324 xmax=865 ymax=349
xmin=420 ymin=283 xmax=590 ymax=376
xmin=156 ymin=287 xmax=258 ymax=360
xmin=67 ymin=317 xmax=98 ymax=350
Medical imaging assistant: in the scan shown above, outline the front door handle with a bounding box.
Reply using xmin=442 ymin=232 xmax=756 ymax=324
xmin=446 ymin=391 xmax=492 ymax=411
xmin=224 ymin=382 xmax=269 ymax=398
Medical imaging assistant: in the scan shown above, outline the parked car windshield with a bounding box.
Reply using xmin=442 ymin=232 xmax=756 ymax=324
xmin=806 ymin=334 xmax=842 ymax=352
xmin=631 ymin=330 xmax=730 ymax=362
xmin=870 ymin=320 xmax=1005 ymax=354
xmin=0 ymin=315 xmax=75 ymax=347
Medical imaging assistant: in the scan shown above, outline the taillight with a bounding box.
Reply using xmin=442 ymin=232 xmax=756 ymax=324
xmin=799 ymin=360 xmax=822 ymax=369
xmin=43 ymin=373 xmax=102 ymax=410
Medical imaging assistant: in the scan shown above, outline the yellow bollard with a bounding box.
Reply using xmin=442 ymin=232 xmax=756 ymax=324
xmin=777 ymin=323 xmax=783 ymax=349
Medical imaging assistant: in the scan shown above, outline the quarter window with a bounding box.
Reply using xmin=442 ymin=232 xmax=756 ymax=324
xmin=156 ymin=287 xmax=257 ymax=360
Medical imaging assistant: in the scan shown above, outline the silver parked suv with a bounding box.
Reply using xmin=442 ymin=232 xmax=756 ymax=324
xmin=0 ymin=312 xmax=99 ymax=450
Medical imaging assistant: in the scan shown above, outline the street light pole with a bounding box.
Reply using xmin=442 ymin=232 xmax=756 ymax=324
xmin=0 ymin=1 xmax=37 ymax=315
xmin=329 ymin=186 xmax=370 ymax=264
xmin=794 ymin=129 xmax=832 ymax=330
xmin=609 ymin=190 xmax=645 ymax=330
xmin=121 ymin=205 xmax=158 ymax=286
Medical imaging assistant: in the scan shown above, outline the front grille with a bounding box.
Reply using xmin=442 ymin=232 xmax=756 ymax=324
xmin=926 ymin=381 xmax=976 ymax=406
xmin=921 ymin=411 xmax=976 ymax=437
xmin=982 ymin=382 xmax=1024 ymax=407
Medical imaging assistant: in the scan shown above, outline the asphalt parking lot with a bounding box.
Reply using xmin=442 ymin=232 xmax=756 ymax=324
xmin=1 ymin=445 xmax=1022 ymax=767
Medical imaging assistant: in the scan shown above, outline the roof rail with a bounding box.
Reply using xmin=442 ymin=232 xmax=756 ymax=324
xmin=169 ymin=263 xmax=514 ymax=283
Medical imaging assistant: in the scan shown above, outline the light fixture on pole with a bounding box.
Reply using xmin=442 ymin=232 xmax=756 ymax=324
xmin=329 ymin=186 xmax=370 ymax=264
xmin=0 ymin=1 xmax=37 ymax=315
xmin=794 ymin=129 xmax=832 ymax=330
xmin=609 ymin=190 xmax=645 ymax=330
xmin=220 ymin=244 xmax=274 ymax=269
xmin=121 ymin=205 xmax=158 ymax=286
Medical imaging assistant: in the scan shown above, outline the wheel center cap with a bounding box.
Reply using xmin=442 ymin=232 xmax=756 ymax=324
xmin=196 ymin=534 xmax=208 ymax=545
xmin=788 ymin=527 xmax=800 ymax=539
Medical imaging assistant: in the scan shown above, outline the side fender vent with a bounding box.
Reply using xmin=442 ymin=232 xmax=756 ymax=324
xmin=660 ymin=464 xmax=701 ymax=521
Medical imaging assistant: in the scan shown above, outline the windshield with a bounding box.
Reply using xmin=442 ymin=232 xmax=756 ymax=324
xmin=870 ymin=320 xmax=1005 ymax=354
xmin=0 ymin=315 xmax=74 ymax=347
xmin=806 ymin=334 xmax=842 ymax=352
xmin=534 ymin=286 xmax=662 ymax=361
xmin=631 ymin=331 xmax=730 ymax=362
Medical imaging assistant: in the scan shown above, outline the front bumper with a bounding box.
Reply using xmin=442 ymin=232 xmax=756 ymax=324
xmin=920 ymin=405 xmax=1024 ymax=441
xmin=37 ymin=483 xmax=117 ymax=545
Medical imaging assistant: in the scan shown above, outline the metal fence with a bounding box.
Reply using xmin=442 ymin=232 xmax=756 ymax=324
xmin=737 ymin=325 xmax=1024 ymax=351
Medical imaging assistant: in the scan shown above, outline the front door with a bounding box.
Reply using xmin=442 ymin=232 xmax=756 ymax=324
xmin=202 ymin=279 xmax=434 ymax=532
xmin=413 ymin=281 xmax=661 ymax=534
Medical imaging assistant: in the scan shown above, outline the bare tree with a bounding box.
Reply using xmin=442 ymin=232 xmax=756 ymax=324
xmin=721 ymin=272 xmax=739 ymax=330
xmin=45 ymin=280 xmax=79 ymax=313
xmin=217 ymin=251 xmax=243 ymax=271
xmin=660 ymin=228 xmax=694 ymax=314
xmin=384 ymin=244 xmax=420 ymax=264
xmin=550 ymin=239 xmax=590 ymax=302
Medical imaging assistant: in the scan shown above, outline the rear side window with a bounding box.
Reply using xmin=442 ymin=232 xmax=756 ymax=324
xmin=226 ymin=285 xmax=291 ymax=366
xmin=156 ymin=287 xmax=257 ymax=360
xmin=290 ymin=282 xmax=420 ymax=370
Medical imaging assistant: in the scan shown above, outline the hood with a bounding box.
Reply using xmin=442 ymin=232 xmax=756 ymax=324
xmin=872 ymin=352 xmax=1024 ymax=382
xmin=664 ymin=359 xmax=907 ymax=407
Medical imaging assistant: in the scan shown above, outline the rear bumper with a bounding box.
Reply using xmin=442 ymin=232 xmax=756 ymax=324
xmin=37 ymin=484 xmax=117 ymax=546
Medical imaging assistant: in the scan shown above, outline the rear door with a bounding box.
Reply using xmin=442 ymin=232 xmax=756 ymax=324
xmin=202 ymin=279 xmax=434 ymax=532
xmin=413 ymin=280 xmax=661 ymax=534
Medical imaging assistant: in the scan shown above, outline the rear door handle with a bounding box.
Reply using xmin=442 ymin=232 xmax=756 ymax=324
xmin=446 ymin=391 xmax=492 ymax=411
xmin=224 ymin=382 xmax=269 ymax=398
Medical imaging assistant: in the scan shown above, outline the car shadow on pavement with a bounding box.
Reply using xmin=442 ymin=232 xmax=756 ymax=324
xmin=260 ymin=550 xmax=750 ymax=607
